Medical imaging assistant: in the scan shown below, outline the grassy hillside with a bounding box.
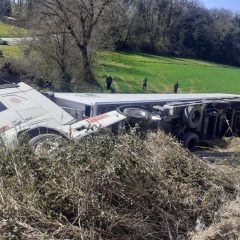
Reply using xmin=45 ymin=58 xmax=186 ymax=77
xmin=0 ymin=21 xmax=28 ymax=38
xmin=0 ymin=21 xmax=27 ymax=58
xmin=95 ymin=51 xmax=240 ymax=94
xmin=0 ymin=45 xmax=23 ymax=58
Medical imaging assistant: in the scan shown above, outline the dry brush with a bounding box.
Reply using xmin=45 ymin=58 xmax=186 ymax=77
xmin=0 ymin=131 xmax=238 ymax=239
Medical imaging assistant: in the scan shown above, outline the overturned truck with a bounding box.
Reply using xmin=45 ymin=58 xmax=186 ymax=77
xmin=1 ymin=82 xmax=240 ymax=150
xmin=53 ymin=91 xmax=240 ymax=149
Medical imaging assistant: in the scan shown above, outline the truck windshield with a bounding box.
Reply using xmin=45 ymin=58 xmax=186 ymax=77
xmin=0 ymin=101 xmax=7 ymax=112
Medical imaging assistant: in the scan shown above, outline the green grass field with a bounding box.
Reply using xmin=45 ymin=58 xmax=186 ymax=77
xmin=0 ymin=21 xmax=27 ymax=58
xmin=95 ymin=51 xmax=240 ymax=94
xmin=0 ymin=21 xmax=28 ymax=38
xmin=0 ymin=45 xmax=23 ymax=58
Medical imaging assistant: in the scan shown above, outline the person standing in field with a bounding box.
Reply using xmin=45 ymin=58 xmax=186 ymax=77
xmin=106 ymin=74 xmax=113 ymax=90
xmin=143 ymin=77 xmax=148 ymax=91
xmin=174 ymin=81 xmax=179 ymax=93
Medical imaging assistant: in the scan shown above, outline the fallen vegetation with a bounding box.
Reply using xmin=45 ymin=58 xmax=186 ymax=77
xmin=191 ymin=196 xmax=240 ymax=240
xmin=0 ymin=131 xmax=239 ymax=239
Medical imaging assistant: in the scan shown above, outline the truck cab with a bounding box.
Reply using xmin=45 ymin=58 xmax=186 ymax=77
xmin=0 ymin=83 xmax=125 ymax=148
xmin=0 ymin=83 xmax=75 ymax=144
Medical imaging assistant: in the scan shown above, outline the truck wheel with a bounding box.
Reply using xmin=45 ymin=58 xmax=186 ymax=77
xmin=183 ymin=106 xmax=203 ymax=129
xmin=29 ymin=134 xmax=66 ymax=156
xmin=122 ymin=108 xmax=152 ymax=127
xmin=182 ymin=132 xmax=199 ymax=149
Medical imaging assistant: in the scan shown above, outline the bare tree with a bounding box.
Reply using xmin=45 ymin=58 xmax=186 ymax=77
xmin=29 ymin=16 xmax=74 ymax=91
xmin=34 ymin=0 xmax=116 ymax=84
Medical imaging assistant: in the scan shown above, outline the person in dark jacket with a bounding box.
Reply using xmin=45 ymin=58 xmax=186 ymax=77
xmin=106 ymin=74 xmax=113 ymax=90
xmin=174 ymin=81 xmax=179 ymax=93
xmin=143 ymin=77 xmax=148 ymax=91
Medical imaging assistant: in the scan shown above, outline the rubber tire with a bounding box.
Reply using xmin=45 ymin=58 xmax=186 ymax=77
xmin=183 ymin=106 xmax=203 ymax=129
xmin=29 ymin=133 xmax=65 ymax=155
xmin=123 ymin=108 xmax=152 ymax=127
xmin=182 ymin=132 xmax=199 ymax=149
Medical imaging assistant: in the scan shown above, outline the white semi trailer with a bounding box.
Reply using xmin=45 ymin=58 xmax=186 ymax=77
xmin=1 ymin=82 xmax=240 ymax=150
xmin=52 ymin=92 xmax=240 ymax=148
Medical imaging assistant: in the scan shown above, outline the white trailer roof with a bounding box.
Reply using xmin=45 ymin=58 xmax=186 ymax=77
xmin=54 ymin=92 xmax=240 ymax=106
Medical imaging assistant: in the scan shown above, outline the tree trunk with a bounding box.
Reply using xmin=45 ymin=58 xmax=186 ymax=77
xmin=60 ymin=65 xmax=71 ymax=92
xmin=80 ymin=45 xmax=99 ymax=86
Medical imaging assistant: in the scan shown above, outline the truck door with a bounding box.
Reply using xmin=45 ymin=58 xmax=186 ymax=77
xmin=0 ymin=100 xmax=23 ymax=134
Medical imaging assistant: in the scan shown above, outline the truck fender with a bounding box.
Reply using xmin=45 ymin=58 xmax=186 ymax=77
xmin=17 ymin=127 xmax=71 ymax=143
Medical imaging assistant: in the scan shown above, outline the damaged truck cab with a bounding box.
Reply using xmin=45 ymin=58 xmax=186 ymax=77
xmin=0 ymin=83 xmax=125 ymax=149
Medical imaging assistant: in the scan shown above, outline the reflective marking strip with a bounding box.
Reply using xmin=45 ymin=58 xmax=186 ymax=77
xmin=86 ymin=113 xmax=108 ymax=124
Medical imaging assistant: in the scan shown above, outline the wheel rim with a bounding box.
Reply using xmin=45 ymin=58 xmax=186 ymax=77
xmin=34 ymin=137 xmax=63 ymax=156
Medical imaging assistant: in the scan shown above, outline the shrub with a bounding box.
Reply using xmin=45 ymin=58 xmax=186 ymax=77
xmin=0 ymin=131 xmax=237 ymax=239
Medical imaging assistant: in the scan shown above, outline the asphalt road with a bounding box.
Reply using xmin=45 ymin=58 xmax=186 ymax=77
xmin=1 ymin=37 xmax=33 ymax=45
